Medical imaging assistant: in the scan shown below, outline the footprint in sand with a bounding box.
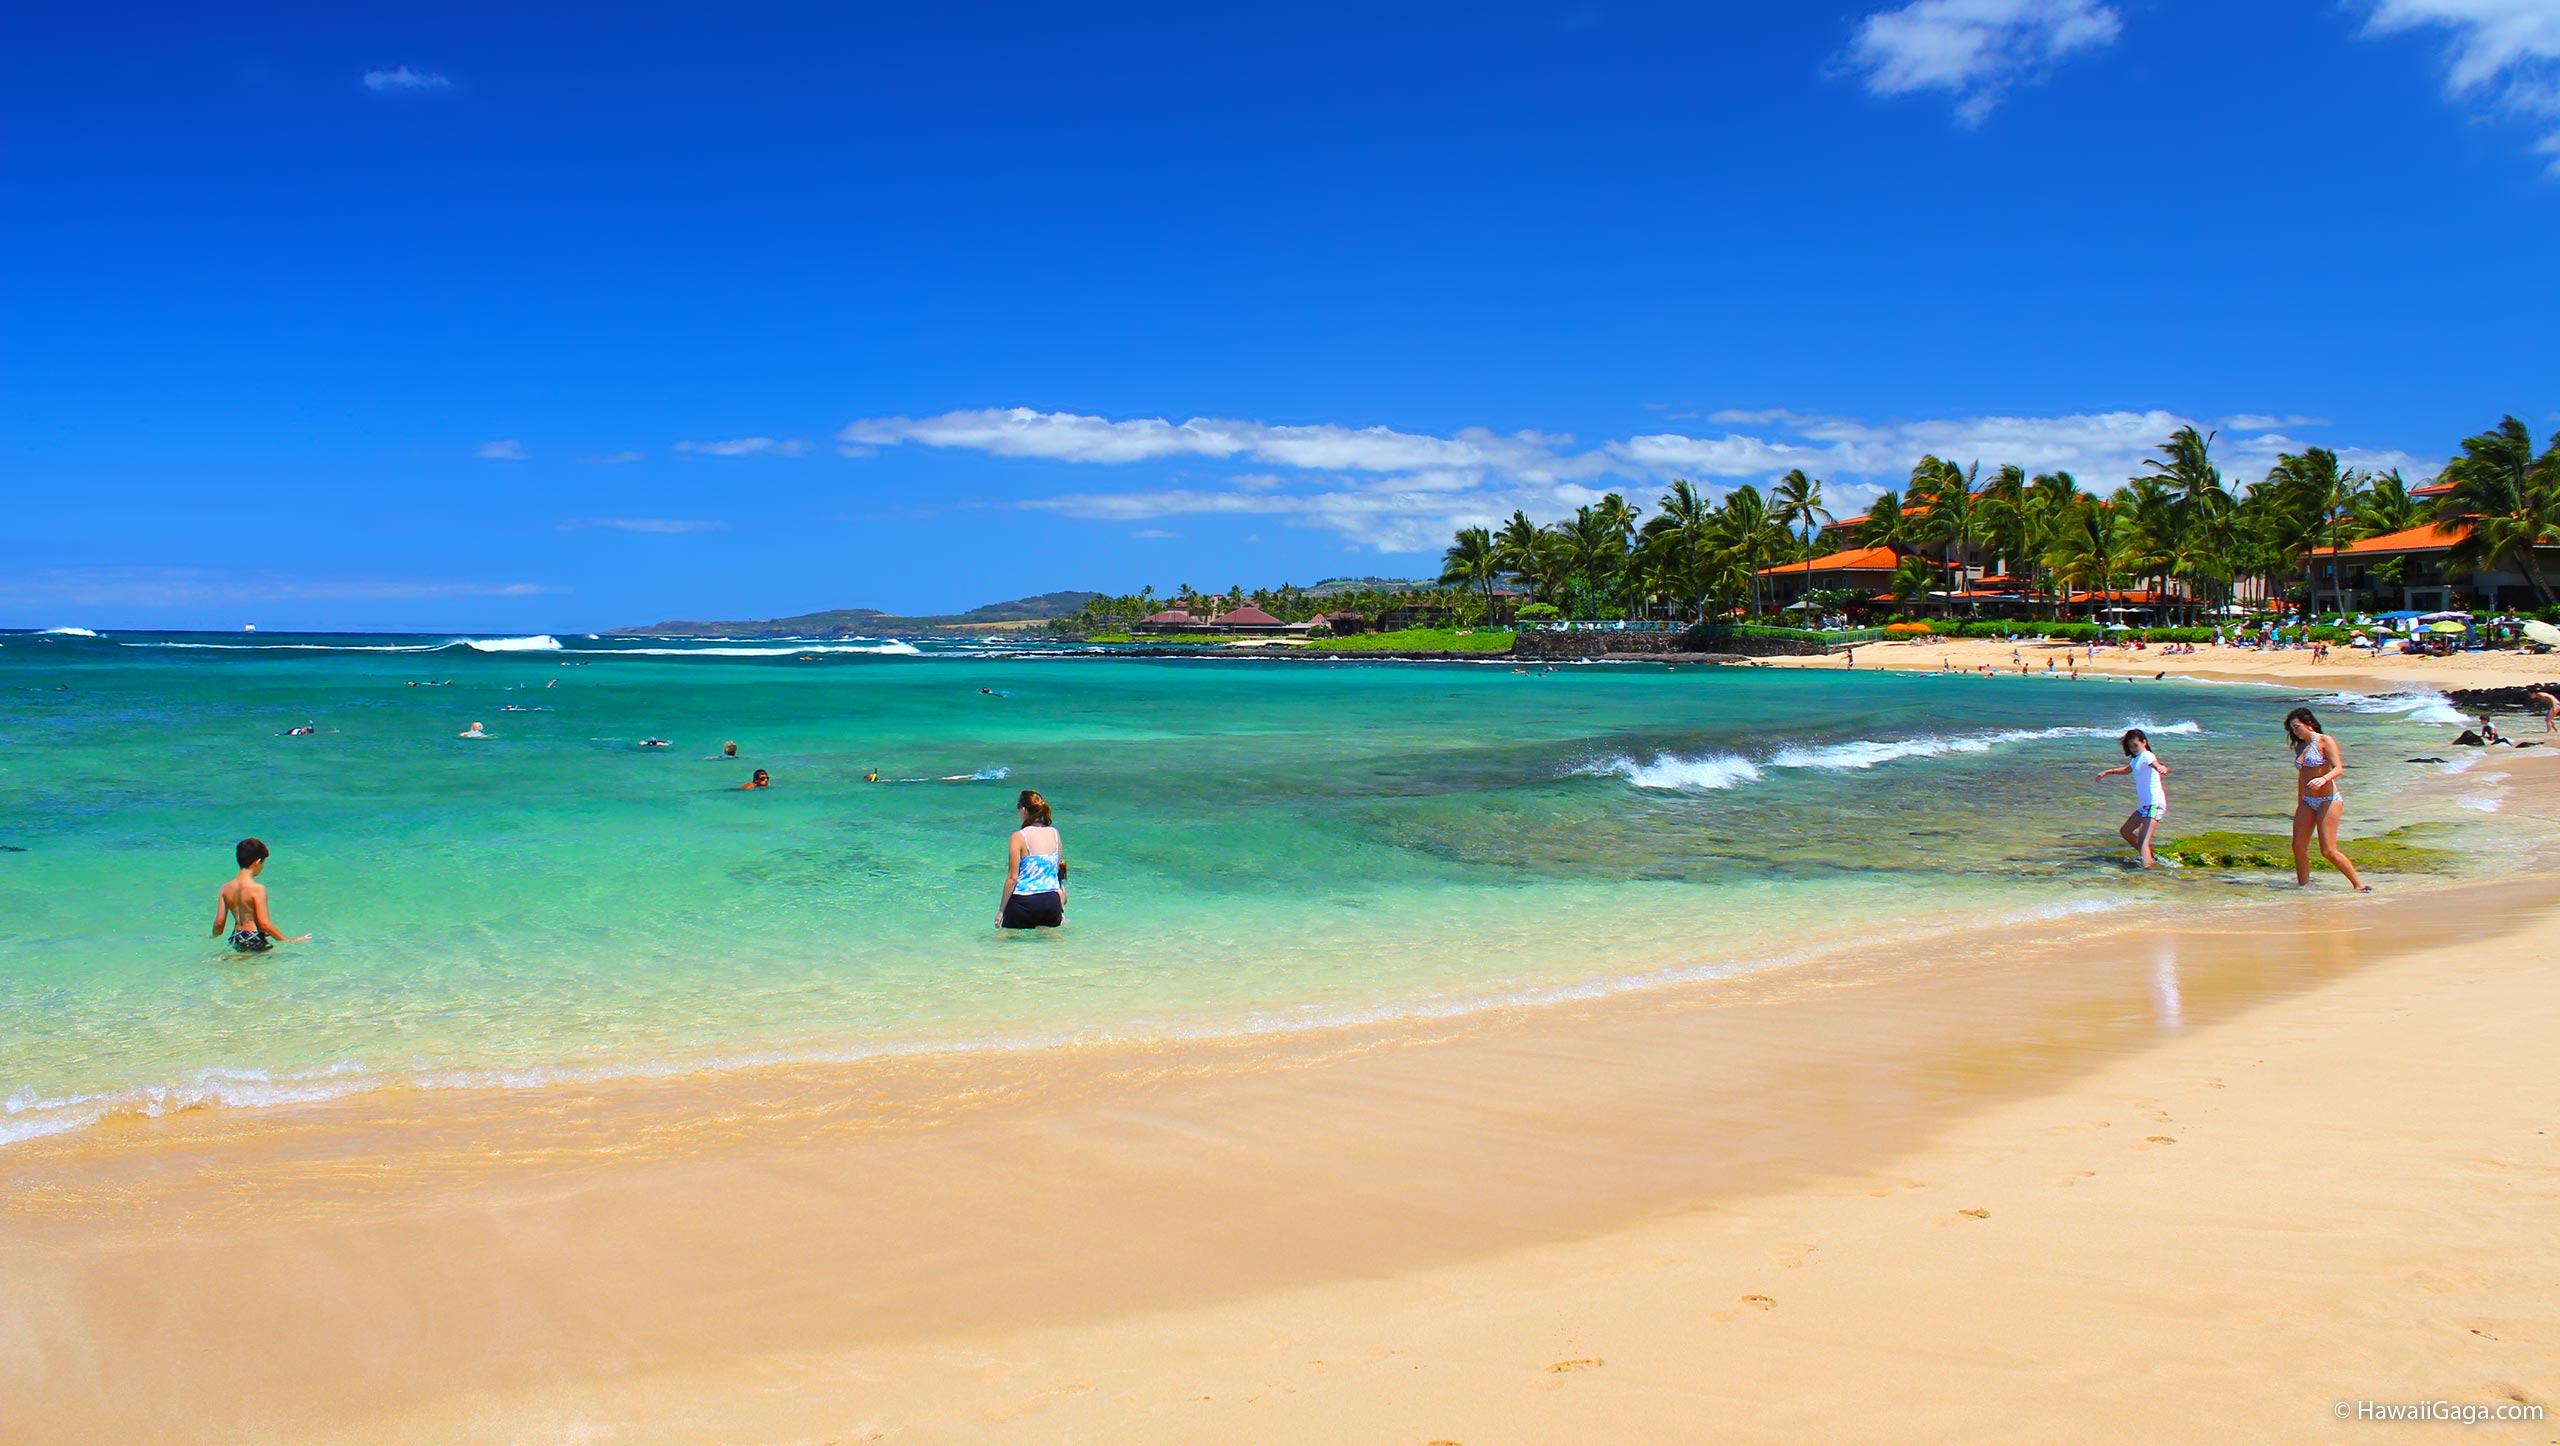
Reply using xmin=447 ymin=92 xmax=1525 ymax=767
xmin=2052 ymin=1170 xmax=2097 ymax=1187
xmin=1740 ymin=1294 xmax=1777 ymax=1310
xmin=1957 ymin=1207 xmax=1991 ymax=1219
xmin=1548 ymin=1358 xmax=1604 ymax=1373
xmin=2144 ymin=1135 xmax=2177 ymax=1146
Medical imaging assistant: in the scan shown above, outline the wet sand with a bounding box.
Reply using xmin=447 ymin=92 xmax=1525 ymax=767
xmin=1753 ymin=635 xmax=2560 ymax=700
xmin=6 ymin=770 xmax=2556 ymax=1441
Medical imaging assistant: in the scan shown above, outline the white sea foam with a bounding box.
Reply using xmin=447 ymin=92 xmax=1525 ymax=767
xmin=1769 ymin=720 xmax=2201 ymax=771
xmin=34 ymin=626 xmax=100 ymax=637
xmin=2458 ymin=795 xmax=2502 ymax=812
xmin=132 ymin=640 xmax=452 ymax=653
xmin=2307 ymin=690 xmax=2469 ymax=726
xmin=601 ymin=641 xmax=922 ymax=657
xmin=464 ymin=634 xmax=564 ymax=653
xmin=1578 ymin=752 xmax=1763 ymax=791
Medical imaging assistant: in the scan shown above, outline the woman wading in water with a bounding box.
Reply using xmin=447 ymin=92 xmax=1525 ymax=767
xmin=2285 ymin=706 xmax=2371 ymax=892
xmin=998 ymin=788 xmax=1066 ymax=929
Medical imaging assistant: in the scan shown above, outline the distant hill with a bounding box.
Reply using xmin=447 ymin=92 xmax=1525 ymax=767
xmin=612 ymin=591 xmax=1105 ymax=638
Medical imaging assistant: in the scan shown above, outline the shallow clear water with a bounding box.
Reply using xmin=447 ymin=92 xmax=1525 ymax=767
xmin=0 ymin=629 xmax=2480 ymax=1144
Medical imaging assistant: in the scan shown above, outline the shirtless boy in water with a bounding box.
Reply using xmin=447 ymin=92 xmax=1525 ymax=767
xmin=212 ymin=837 xmax=309 ymax=952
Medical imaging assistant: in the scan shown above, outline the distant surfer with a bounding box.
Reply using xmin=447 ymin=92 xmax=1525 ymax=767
xmin=640 ymin=737 xmax=670 ymax=749
xmin=285 ymin=725 xmax=315 ymax=736
xmin=864 ymin=770 xmax=880 ymax=783
xmin=212 ymin=838 xmax=308 ymax=952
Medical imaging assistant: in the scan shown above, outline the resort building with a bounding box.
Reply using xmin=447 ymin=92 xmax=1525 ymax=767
xmin=2309 ymin=521 xmax=2558 ymax=612
xmin=1133 ymin=603 xmax=1299 ymax=636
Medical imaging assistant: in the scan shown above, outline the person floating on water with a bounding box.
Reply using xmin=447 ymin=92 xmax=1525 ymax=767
xmin=743 ymin=768 xmax=770 ymax=790
xmin=864 ymin=770 xmax=880 ymax=783
xmin=212 ymin=837 xmax=308 ymax=952
xmin=285 ymin=725 xmax=315 ymax=736
xmin=2095 ymin=727 xmax=2170 ymax=869
xmin=997 ymin=788 xmax=1065 ymax=930
xmin=459 ymin=721 xmax=490 ymax=738
xmin=722 ymin=741 xmax=739 ymax=758
xmin=2286 ymin=706 xmax=2371 ymax=892
xmin=640 ymin=737 xmax=670 ymax=749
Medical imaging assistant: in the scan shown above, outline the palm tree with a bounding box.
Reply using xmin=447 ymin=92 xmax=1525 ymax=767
xmin=2355 ymin=469 xmax=2426 ymax=537
xmin=2047 ymin=496 xmax=2129 ymax=617
xmin=2432 ymin=415 xmax=2560 ymax=607
xmin=1771 ymin=470 xmax=1833 ymax=560
xmin=1718 ymin=484 xmax=1782 ymax=617
xmin=2265 ymin=447 xmax=2370 ymax=617
xmin=2024 ymin=471 xmax=2082 ymax=618
xmin=1439 ymin=526 xmax=1502 ymax=616
xmin=1889 ymin=554 xmax=1936 ymax=605
xmin=1914 ymin=456 xmax=1983 ymax=607
xmin=2143 ymin=426 xmax=2232 ymax=620
xmin=1494 ymin=511 xmax=1545 ymax=598
xmin=1856 ymin=488 xmax=1909 ymax=549
xmin=1648 ymin=479 xmax=1716 ymax=620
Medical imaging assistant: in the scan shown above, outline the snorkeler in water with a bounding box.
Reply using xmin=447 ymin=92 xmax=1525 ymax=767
xmin=743 ymin=768 xmax=771 ymax=790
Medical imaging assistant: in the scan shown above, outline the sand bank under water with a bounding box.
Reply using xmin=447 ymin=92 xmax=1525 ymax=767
xmin=5 ymin=771 xmax=2557 ymax=1442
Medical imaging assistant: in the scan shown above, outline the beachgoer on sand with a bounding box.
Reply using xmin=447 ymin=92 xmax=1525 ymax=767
xmin=2095 ymin=729 xmax=2169 ymax=869
xmin=998 ymin=789 xmax=1065 ymax=930
xmin=2531 ymin=690 xmax=2559 ymax=732
xmin=212 ymin=837 xmax=310 ymax=952
xmin=2286 ymin=707 xmax=2370 ymax=892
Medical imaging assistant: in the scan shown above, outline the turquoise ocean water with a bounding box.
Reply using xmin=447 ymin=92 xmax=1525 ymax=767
xmin=0 ymin=628 xmax=2484 ymax=1146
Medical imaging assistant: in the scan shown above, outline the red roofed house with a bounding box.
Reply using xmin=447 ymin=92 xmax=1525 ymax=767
xmin=1755 ymin=544 xmax=1908 ymax=611
xmin=1207 ymin=604 xmax=1289 ymax=633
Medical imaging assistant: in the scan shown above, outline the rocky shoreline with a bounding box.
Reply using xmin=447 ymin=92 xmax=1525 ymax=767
xmin=2445 ymin=683 xmax=2560 ymax=713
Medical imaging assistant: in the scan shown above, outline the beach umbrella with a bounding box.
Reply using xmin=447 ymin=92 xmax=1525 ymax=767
xmin=2427 ymin=621 xmax=2468 ymax=634
xmin=2102 ymin=621 xmax=2133 ymax=631
xmin=2525 ymin=620 xmax=2560 ymax=648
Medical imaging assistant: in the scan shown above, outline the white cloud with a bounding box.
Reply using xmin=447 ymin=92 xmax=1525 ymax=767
xmin=362 ymin=66 xmax=451 ymax=93
xmin=1132 ymin=529 xmax=1179 ymax=539
xmin=558 ymin=518 xmax=727 ymax=534
xmin=1845 ymin=0 xmax=2122 ymax=124
xmin=582 ymin=450 xmax=644 ymax=465
xmin=841 ymin=407 xmax=1613 ymax=484
xmin=850 ymin=403 xmax=2437 ymax=555
xmin=475 ymin=439 xmax=527 ymax=460
xmin=674 ymin=437 xmax=809 ymax=458
xmin=0 ymin=568 xmax=559 ymax=609
xmin=2362 ymin=0 xmax=2560 ymax=172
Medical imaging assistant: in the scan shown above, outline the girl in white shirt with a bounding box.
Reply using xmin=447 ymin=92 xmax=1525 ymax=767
xmin=2096 ymin=727 xmax=2170 ymax=869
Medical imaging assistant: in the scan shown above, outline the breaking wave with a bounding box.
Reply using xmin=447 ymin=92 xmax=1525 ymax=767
xmin=463 ymin=634 xmax=564 ymax=653
xmin=1582 ymin=720 xmax=2202 ymax=792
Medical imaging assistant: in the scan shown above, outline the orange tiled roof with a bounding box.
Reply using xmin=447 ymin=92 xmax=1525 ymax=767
xmin=2312 ymin=521 xmax=2471 ymax=557
xmin=1759 ymin=544 xmax=1907 ymax=576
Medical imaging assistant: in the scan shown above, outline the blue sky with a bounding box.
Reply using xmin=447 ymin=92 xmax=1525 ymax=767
xmin=5 ymin=0 xmax=2557 ymax=631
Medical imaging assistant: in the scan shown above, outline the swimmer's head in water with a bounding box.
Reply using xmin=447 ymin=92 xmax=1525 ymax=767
xmin=749 ymin=769 xmax=770 ymax=787
xmin=1016 ymin=789 xmax=1052 ymax=826
xmin=2119 ymin=727 xmax=2149 ymax=755
xmin=724 ymin=742 xmax=738 ymax=756
xmin=2284 ymin=706 xmax=2322 ymax=744
xmin=236 ymin=837 xmax=268 ymax=869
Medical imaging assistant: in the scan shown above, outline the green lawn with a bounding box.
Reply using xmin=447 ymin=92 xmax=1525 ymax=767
xmin=1316 ymin=627 xmax=1516 ymax=653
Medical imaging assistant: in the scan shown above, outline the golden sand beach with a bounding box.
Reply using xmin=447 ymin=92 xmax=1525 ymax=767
xmin=6 ymin=759 xmax=2555 ymax=1442
xmin=1753 ymin=634 xmax=2560 ymax=702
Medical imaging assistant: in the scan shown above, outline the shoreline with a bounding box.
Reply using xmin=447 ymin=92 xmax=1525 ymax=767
xmin=7 ymin=756 xmax=2556 ymax=1440
xmin=1748 ymin=633 xmax=2560 ymax=702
